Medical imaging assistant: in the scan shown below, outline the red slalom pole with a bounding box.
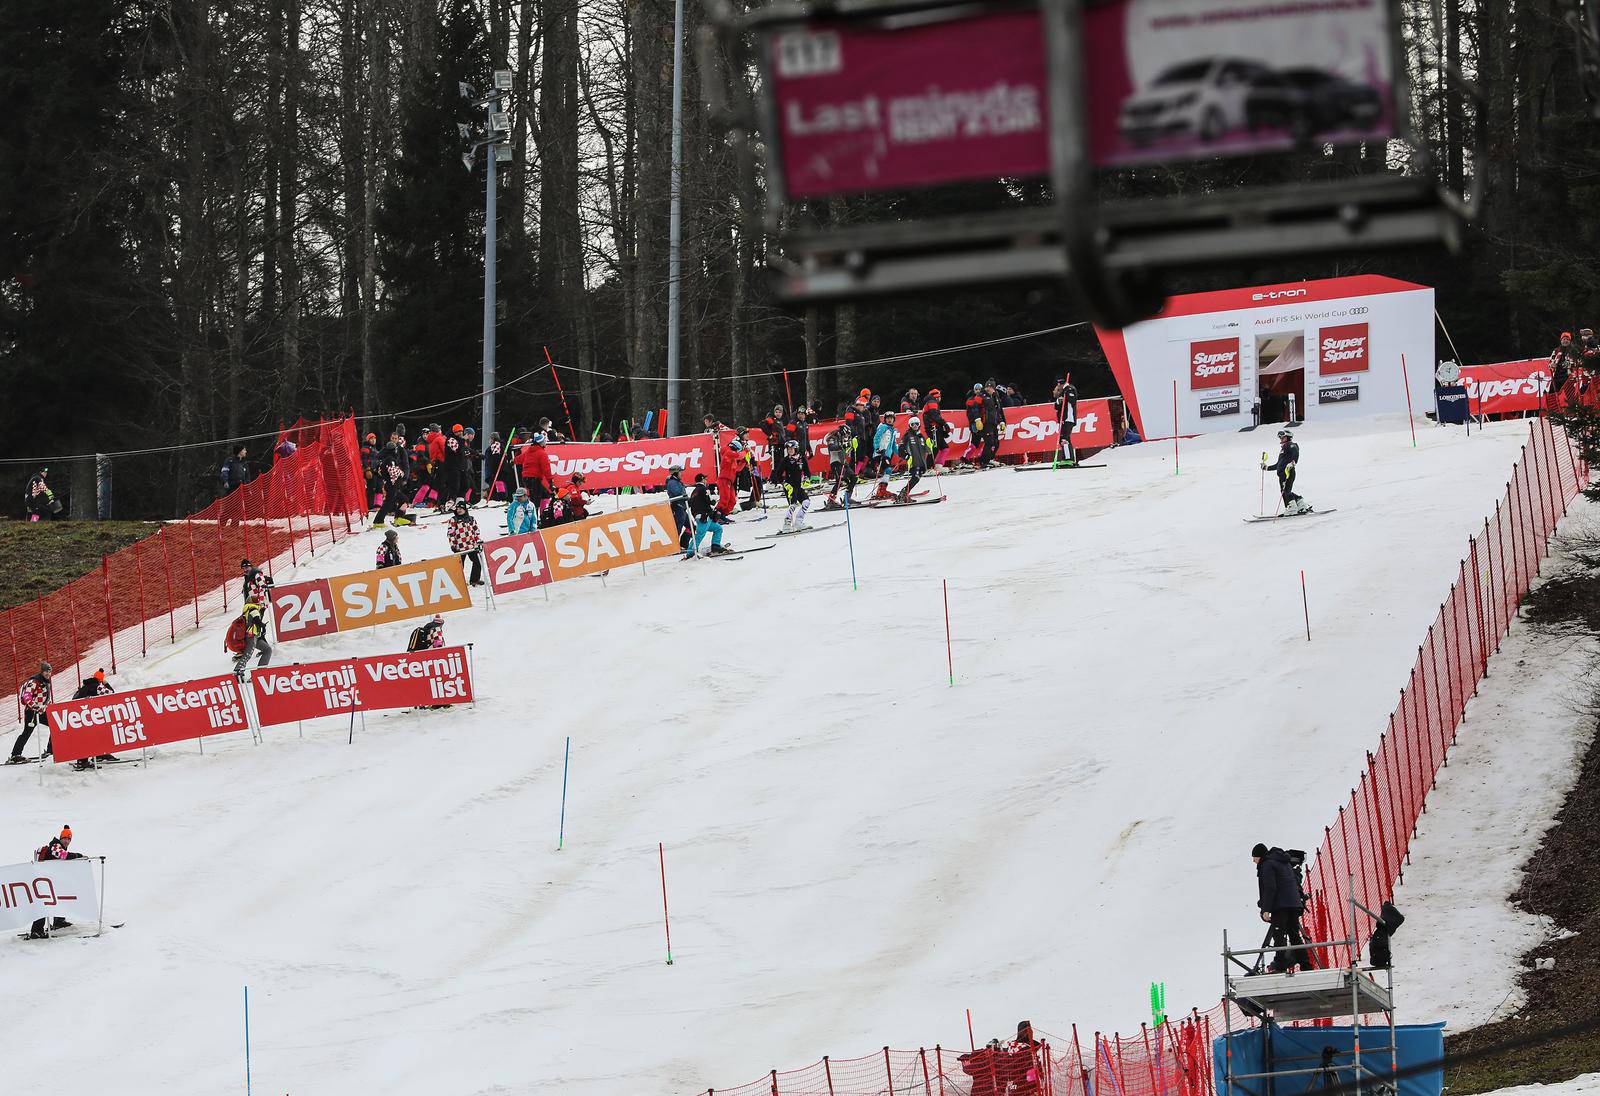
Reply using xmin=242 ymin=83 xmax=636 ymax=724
xmin=545 ymin=345 xmax=579 ymax=441
xmin=1172 ymin=379 xmax=1180 ymax=475
xmin=967 ymin=1008 xmax=977 ymax=1052
xmin=782 ymin=368 xmax=795 ymax=415
xmin=659 ymin=842 xmax=674 ymax=965
xmin=1400 ymin=353 xmax=1417 ymax=448
xmin=1301 ymin=569 xmax=1312 ymax=642
xmin=943 ymin=579 xmax=954 ymax=686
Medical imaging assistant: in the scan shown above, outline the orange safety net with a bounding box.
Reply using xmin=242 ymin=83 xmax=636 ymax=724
xmin=3 ymin=418 xmax=365 ymax=716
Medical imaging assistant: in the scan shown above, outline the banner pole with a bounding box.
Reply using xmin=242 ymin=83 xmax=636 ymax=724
xmin=348 ymin=688 xmax=358 ymax=745
xmin=1401 ymin=354 xmax=1418 ymax=448
xmin=559 ymin=735 xmax=570 ymax=851
xmin=467 ymin=643 xmax=477 ymax=708
xmin=659 ymin=841 xmax=674 ymax=965
xmin=97 ymin=856 xmax=106 ymax=937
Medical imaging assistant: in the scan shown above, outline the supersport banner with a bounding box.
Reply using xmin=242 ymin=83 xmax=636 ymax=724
xmin=0 ymin=859 xmax=99 ymax=932
xmin=546 ymin=435 xmax=718 ymax=490
xmin=482 ymin=501 xmax=682 ymax=592
xmin=47 ymin=674 xmax=251 ymax=763
xmin=249 ymin=646 xmax=474 ymax=728
xmin=271 ymin=556 xmax=473 ymax=643
xmin=1459 ymin=359 xmax=1550 ymax=416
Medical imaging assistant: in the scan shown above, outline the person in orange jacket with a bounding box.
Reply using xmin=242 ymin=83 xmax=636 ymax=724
xmin=556 ymin=473 xmax=591 ymax=523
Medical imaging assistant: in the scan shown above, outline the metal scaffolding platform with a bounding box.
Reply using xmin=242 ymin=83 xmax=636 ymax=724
xmin=1221 ymin=884 xmax=1398 ymax=1096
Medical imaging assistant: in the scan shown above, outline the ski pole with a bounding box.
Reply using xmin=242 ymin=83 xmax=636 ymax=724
xmin=481 ymin=427 xmax=519 ymax=508
xmin=558 ymin=736 xmax=570 ymax=850
xmin=659 ymin=842 xmax=674 ymax=965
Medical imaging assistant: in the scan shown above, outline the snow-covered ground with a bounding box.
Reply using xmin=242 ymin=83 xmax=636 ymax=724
xmin=1390 ymin=501 xmax=1600 ymax=1029
xmin=0 ymin=415 xmax=1552 ymax=1095
xmin=1488 ymin=1074 xmax=1600 ymax=1096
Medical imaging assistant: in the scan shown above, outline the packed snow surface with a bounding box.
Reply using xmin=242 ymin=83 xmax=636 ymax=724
xmin=0 ymin=416 xmax=1550 ymax=1094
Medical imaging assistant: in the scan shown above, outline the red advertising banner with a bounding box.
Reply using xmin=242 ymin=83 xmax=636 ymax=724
xmin=250 ymin=646 xmax=474 ymax=728
xmin=765 ymin=1 xmax=1395 ymax=199
xmin=545 ymin=435 xmax=718 ymax=490
xmin=270 ymin=578 xmax=339 ymax=641
xmin=482 ymin=531 xmax=555 ymax=595
xmin=47 ymin=674 xmax=250 ymax=763
xmin=1318 ymin=323 xmax=1370 ymax=375
xmin=1459 ymin=359 xmax=1550 ymax=415
xmin=1190 ymin=339 xmax=1241 ymax=390
xmin=767 ymin=10 xmax=1051 ymax=200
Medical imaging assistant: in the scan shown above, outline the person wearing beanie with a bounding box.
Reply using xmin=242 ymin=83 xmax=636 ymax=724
xmin=7 ymin=661 xmax=55 ymax=763
xmin=239 ymin=558 xmax=273 ymax=605
xmin=922 ymin=396 xmax=952 ymax=469
xmin=27 ymin=825 xmax=86 ymax=937
xmin=446 ymin=499 xmax=486 ymax=586
xmin=1253 ymin=844 xmax=1314 ymax=973
xmin=506 ymin=485 xmax=538 ymax=536
xmin=68 ymin=672 xmax=119 ymax=770
xmin=684 ymin=473 xmax=733 ymax=557
xmin=376 ymin=528 xmax=402 ymax=569
xmin=1053 ymin=374 xmax=1081 ymax=466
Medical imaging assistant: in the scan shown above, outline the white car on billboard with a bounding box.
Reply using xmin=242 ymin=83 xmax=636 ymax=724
xmin=1118 ymin=58 xmax=1274 ymax=146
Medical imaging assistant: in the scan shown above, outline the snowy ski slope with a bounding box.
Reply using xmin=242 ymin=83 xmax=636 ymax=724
xmin=0 ymin=415 xmax=1543 ymax=1095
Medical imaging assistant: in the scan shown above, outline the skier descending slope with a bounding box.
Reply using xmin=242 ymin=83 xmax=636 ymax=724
xmin=1053 ymin=375 xmax=1080 ymax=466
xmin=1262 ymin=430 xmax=1310 ymax=515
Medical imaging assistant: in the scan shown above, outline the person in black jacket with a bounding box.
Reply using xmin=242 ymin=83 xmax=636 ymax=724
xmin=980 ymin=382 xmax=1006 ymax=464
xmin=686 ymin=474 xmax=733 ymax=557
xmin=1053 ymin=376 xmax=1080 ymax=465
xmin=219 ymin=446 xmax=251 ymax=495
xmin=28 ymin=826 xmax=86 ymax=937
xmin=69 ymin=671 xmax=118 ymax=770
xmin=1263 ymin=430 xmax=1308 ymax=515
xmin=373 ymin=436 xmax=415 ymax=527
xmin=1254 ymin=843 xmax=1314 ymax=973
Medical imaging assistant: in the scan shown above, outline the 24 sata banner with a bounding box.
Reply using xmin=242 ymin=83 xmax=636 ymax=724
xmin=482 ymin=501 xmax=683 ymax=593
xmin=249 ymin=646 xmax=474 ymax=727
xmin=48 ymin=674 xmax=251 ymax=763
xmin=272 ymin=555 xmax=472 ymax=642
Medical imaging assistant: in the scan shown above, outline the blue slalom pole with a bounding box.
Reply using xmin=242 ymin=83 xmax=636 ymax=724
xmin=843 ymin=493 xmax=858 ymax=591
xmin=244 ymin=985 xmax=252 ymax=1096
xmin=558 ymin=736 xmax=570 ymax=850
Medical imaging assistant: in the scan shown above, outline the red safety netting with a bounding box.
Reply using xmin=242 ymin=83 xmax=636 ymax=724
xmin=1302 ymin=417 xmax=1586 ymax=969
xmin=3 ymin=418 xmax=365 ymax=715
xmin=702 ymin=419 xmax=1589 ymax=1096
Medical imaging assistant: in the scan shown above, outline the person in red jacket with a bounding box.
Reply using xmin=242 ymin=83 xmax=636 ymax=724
xmin=515 ymin=432 xmax=554 ymax=512
xmin=425 ymin=424 xmax=449 ymax=512
xmin=711 ymin=423 xmax=739 ymax=517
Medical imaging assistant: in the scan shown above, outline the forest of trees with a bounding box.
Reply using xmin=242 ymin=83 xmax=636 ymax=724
xmin=2 ymin=0 xmax=1598 ymax=514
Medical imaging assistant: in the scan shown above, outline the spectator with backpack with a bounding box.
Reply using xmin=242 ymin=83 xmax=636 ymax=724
xmin=446 ymin=500 xmax=486 ymax=586
xmin=407 ymin=615 xmax=445 ymax=653
xmin=6 ymin=661 xmax=53 ymax=763
xmin=228 ymin=599 xmax=272 ymax=681
xmin=1253 ymin=843 xmax=1315 ymax=973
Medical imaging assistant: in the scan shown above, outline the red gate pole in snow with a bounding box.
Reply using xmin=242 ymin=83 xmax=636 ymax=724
xmin=101 ymin=555 xmax=117 ymax=674
xmin=546 ymin=346 xmax=579 ymax=442
xmin=658 ymin=841 xmax=674 ymax=965
xmin=1400 ymin=354 xmax=1417 ymax=447
xmin=943 ymin=580 xmax=954 ymax=686
xmin=1172 ymin=380 xmax=1180 ymax=475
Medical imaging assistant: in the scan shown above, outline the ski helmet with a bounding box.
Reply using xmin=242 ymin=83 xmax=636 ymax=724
xmin=1278 ymin=430 xmax=1293 ymax=441
xmin=908 ymin=416 xmax=923 ymax=429
xmin=973 ymin=382 xmax=983 ymax=392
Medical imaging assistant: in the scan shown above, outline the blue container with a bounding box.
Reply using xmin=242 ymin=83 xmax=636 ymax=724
xmin=1213 ymin=1023 xmax=1443 ymax=1096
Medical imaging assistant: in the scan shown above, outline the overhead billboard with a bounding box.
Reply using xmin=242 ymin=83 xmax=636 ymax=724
xmin=1094 ymin=275 xmax=1435 ymax=436
xmin=762 ymin=0 xmax=1397 ymax=200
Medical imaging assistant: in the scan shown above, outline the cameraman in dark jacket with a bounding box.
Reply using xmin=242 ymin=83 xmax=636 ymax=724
xmin=1253 ymin=843 xmax=1315 ymax=974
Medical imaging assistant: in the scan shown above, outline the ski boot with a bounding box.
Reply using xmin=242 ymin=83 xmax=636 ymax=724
xmin=871 ymin=482 xmax=894 ymax=501
xmin=707 ymin=544 xmax=734 ymax=557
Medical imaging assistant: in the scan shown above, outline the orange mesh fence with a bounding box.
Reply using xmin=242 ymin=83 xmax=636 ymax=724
xmin=3 ymin=418 xmax=365 ymax=717
xmin=1303 ymin=418 xmax=1586 ymax=967
xmin=702 ymin=419 xmax=1588 ymax=1096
